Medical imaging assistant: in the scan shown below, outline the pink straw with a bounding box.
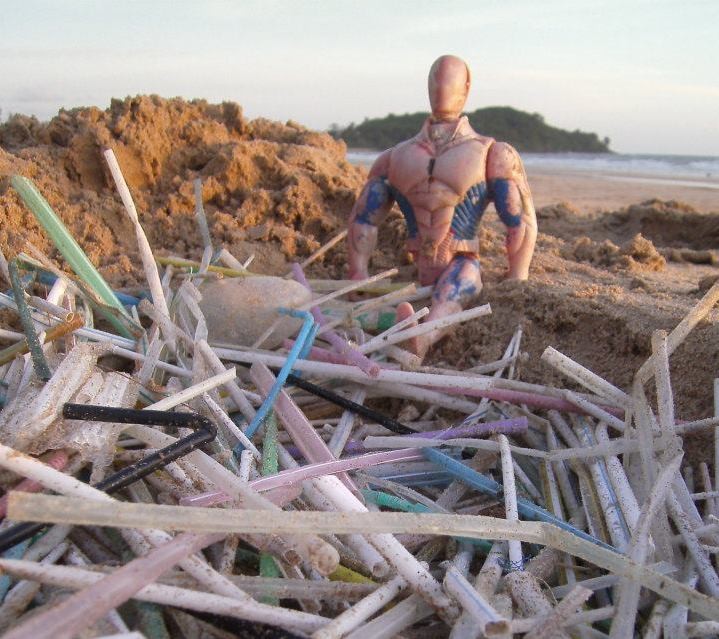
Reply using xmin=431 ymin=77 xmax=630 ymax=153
xmin=251 ymin=362 xmax=361 ymax=496
xmin=181 ymin=449 xmax=423 ymax=508
xmin=4 ymin=531 xmax=224 ymax=639
xmin=0 ymin=450 xmax=69 ymax=519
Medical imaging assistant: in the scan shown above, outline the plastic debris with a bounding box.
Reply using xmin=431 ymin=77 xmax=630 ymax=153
xmin=0 ymin=173 xmax=717 ymax=639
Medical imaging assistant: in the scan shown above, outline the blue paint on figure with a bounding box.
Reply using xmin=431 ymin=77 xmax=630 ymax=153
xmin=355 ymin=177 xmax=391 ymax=225
xmin=451 ymin=182 xmax=489 ymax=239
xmin=434 ymin=254 xmax=480 ymax=302
xmin=490 ymin=178 xmax=522 ymax=228
xmin=388 ymin=184 xmax=419 ymax=239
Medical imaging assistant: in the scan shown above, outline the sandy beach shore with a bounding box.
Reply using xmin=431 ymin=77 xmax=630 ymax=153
xmin=527 ymin=169 xmax=719 ymax=213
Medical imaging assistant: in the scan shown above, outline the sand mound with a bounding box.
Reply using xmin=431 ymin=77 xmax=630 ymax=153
xmin=0 ymin=95 xmax=365 ymax=289
xmin=562 ymin=233 xmax=666 ymax=272
xmin=2 ymin=96 xmax=719 ymax=463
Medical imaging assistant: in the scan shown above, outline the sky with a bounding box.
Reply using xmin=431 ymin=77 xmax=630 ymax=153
xmin=1 ymin=0 xmax=718 ymax=156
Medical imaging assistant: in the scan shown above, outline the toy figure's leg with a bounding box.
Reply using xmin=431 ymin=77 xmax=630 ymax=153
xmin=397 ymin=254 xmax=482 ymax=359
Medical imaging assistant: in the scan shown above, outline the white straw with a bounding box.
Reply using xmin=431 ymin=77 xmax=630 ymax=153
xmin=103 ymin=149 xmax=175 ymax=349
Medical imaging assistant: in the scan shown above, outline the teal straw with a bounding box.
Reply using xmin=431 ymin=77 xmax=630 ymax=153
xmin=361 ymin=488 xmax=493 ymax=553
xmin=8 ymin=261 xmax=51 ymax=380
xmin=0 ymin=539 xmax=31 ymax=602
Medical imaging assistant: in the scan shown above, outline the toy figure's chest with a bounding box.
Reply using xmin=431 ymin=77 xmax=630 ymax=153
xmin=389 ymin=139 xmax=490 ymax=198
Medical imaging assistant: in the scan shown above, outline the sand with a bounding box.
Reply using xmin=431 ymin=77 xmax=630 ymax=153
xmin=1 ymin=96 xmax=719 ymax=469
xmin=528 ymin=169 xmax=719 ymax=214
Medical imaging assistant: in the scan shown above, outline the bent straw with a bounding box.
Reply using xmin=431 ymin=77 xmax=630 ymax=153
xmin=104 ymin=149 xmax=175 ymax=350
xmin=235 ymin=309 xmax=316 ymax=450
xmin=10 ymin=176 xmax=129 ymax=319
xmin=422 ymin=448 xmax=614 ymax=549
xmin=10 ymin=494 xmax=719 ymax=621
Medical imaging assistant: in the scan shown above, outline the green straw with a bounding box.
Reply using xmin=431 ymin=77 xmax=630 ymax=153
xmin=259 ymin=412 xmax=281 ymax=603
xmin=10 ymin=176 xmax=131 ymax=322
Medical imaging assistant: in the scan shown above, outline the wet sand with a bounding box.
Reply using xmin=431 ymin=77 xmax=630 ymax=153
xmin=528 ymin=170 xmax=719 ymax=213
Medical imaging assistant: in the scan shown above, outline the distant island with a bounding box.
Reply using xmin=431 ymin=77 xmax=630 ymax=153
xmin=330 ymin=106 xmax=611 ymax=153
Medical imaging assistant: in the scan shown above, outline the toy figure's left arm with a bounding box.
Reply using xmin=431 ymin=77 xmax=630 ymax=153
xmin=487 ymin=143 xmax=538 ymax=280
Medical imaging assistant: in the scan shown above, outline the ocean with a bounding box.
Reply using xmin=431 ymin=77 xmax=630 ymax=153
xmin=346 ymin=150 xmax=719 ymax=191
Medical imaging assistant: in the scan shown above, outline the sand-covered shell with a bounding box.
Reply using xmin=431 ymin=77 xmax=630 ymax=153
xmin=199 ymin=276 xmax=312 ymax=349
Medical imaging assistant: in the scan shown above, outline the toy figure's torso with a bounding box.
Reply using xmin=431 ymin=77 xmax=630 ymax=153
xmin=385 ymin=117 xmax=494 ymax=284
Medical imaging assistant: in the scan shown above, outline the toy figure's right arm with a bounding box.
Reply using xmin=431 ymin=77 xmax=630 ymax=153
xmin=347 ymin=150 xmax=394 ymax=280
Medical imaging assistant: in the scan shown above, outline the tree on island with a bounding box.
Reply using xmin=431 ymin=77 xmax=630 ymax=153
xmin=331 ymin=106 xmax=611 ymax=153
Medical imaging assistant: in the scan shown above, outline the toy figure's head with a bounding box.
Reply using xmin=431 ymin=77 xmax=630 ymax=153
xmin=428 ymin=55 xmax=471 ymax=121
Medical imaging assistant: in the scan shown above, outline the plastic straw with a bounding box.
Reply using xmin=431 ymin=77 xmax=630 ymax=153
xmin=292 ymin=263 xmax=380 ymax=377
xmin=636 ymin=279 xmax=719 ymax=385
xmin=0 ymin=313 xmax=84 ymax=366
xmin=497 ymin=434 xmax=523 ymax=571
xmin=541 ymin=346 xmax=629 ymax=407
xmin=193 ymin=178 xmax=212 ymax=251
xmin=8 ymin=261 xmax=52 ymax=380
xmin=443 ymin=566 xmax=509 ymax=636
xmin=10 ymin=176 xmax=129 ymax=318
xmin=0 ymin=558 xmax=328 ymax=634
xmin=312 ymin=574 xmax=407 ymax=639
xmin=360 ymin=303 xmax=492 ymax=354
xmin=103 ymin=149 xmax=174 ymax=347
xmin=297 ymin=229 xmax=347 ymax=270
xmin=10 ymin=493 xmax=719 ymax=620
xmin=235 ymin=309 xmax=315 ymax=450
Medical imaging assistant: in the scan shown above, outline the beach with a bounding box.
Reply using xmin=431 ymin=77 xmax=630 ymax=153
xmin=527 ymin=170 xmax=719 ymax=213
xmin=1 ymin=97 xmax=719 ymax=445
xmin=528 ymin=169 xmax=719 ymax=213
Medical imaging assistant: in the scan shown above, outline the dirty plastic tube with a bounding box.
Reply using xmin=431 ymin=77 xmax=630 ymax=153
xmin=10 ymin=495 xmax=716 ymax=620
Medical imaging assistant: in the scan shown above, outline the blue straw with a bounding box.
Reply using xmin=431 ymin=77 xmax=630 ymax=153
xmin=33 ymin=270 xmax=144 ymax=307
xmin=423 ymin=448 xmax=616 ymax=552
xmin=233 ymin=309 xmax=316 ymax=457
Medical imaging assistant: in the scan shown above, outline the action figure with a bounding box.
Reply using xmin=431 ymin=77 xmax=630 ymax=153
xmin=347 ymin=54 xmax=537 ymax=359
